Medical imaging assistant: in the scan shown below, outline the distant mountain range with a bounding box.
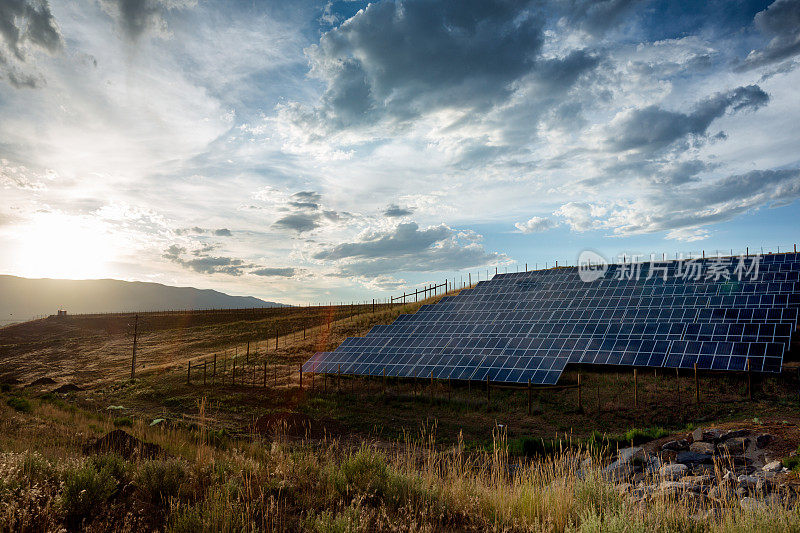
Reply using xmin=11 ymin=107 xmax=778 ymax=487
xmin=0 ymin=275 xmax=284 ymax=324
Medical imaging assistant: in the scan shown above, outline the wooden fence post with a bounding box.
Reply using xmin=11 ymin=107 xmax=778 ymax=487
xmin=633 ymin=369 xmax=638 ymax=408
xmin=246 ymin=341 xmax=250 ymax=363
xmin=233 ymin=358 xmax=236 ymax=386
xmin=694 ymin=363 xmax=700 ymax=404
xmin=187 ymin=360 xmax=191 ymax=384
xmin=213 ymin=354 xmax=217 ymax=379
xmin=430 ymin=370 xmax=434 ymax=403
xmin=578 ymin=373 xmax=583 ymax=413
xmin=383 ymin=367 xmax=386 ymax=394
xmin=275 ymin=330 xmax=279 ymax=350
xmin=203 ymin=360 xmax=207 ymax=386
xmin=527 ymin=378 xmax=531 ymax=415
xmin=300 ymin=366 xmax=303 ymax=389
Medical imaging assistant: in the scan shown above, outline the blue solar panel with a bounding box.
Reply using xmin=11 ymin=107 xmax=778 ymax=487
xmin=303 ymin=253 xmax=798 ymax=384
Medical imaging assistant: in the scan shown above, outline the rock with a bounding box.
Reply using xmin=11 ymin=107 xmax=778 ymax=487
xmin=722 ymin=470 xmax=737 ymax=484
xmin=719 ymin=429 xmax=750 ymax=441
xmin=616 ymin=446 xmax=643 ymax=463
xmin=655 ymin=480 xmax=692 ymax=498
xmin=740 ymin=496 xmax=768 ymax=510
xmin=683 ymin=474 xmax=716 ymax=489
xmin=708 ymin=484 xmax=736 ymax=501
xmin=763 ymin=461 xmax=783 ymax=473
xmin=718 ymin=436 xmax=750 ymax=453
xmin=643 ymin=456 xmax=662 ymax=474
xmin=662 ymin=440 xmax=689 ymax=452
xmin=690 ymin=441 xmax=716 ymax=455
xmin=83 ymin=429 xmax=164 ymax=460
xmin=51 ymin=383 xmax=82 ymax=394
xmin=756 ymin=478 xmax=775 ymax=494
xmin=677 ymin=451 xmax=714 ymax=465
xmin=615 ymin=482 xmax=632 ymax=494
xmin=27 ymin=376 xmax=57 ymax=387
xmin=738 ymin=474 xmax=759 ymax=489
xmin=756 ymin=434 xmax=774 ymax=449
xmin=692 ymin=428 xmax=723 ymax=443
xmin=659 ymin=463 xmax=688 ymax=479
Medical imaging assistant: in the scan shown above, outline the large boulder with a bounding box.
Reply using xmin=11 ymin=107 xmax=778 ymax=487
xmin=659 ymin=463 xmax=688 ymax=480
xmin=689 ymin=441 xmax=716 ymax=455
xmin=83 ymin=429 xmax=164 ymax=460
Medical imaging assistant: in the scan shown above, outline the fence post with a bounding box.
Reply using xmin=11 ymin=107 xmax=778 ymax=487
xmin=486 ymin=375 xmax=490 ymax=405
xmin=430 ymin=370 xmax=434 ymax=403
xmin=633 ymin=369 xmax=638 ymax=408
xmin=383 ymin=367 xmax=386 ymax=394
xmin=246 ymin=341 xmax=250 ymax=363
xmin=527 ymin=378 xmax=531 ymax=415
xmin=131 ymin=314 xmax=138 ymax=380
xmin=578 ymin=373 xmax=583 ymax=413
xmin=300 ymin=365 xmax=303 ymax=389
xmin=275 ymin=330 xmax=279 ymax=350
xmin=233 ymin=357 xmax=236 ymax=386
xmin=263 ymin=361 xmax=267 ymax=388
xmin=747 ymin=358 xmax=752 ymax=400
xmin=187 ymin=360 xmax=191 ymax=384
xmin=338 ymin=364 xmax=341 ymax=392
xmin=694 ymin=363 xmax=700 ymax=404
xmin=213 ymin=354 xmax=217 ymax=379
xmin=203 ymin=360 xmax=207 ymax=386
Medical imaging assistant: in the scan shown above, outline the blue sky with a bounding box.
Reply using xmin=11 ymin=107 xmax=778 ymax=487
xmin=0 ymin=0 xmax=798 ymax=304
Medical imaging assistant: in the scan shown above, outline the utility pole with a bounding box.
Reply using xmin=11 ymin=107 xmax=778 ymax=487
xmin=130 ymin=314 xmax=138 ymax=380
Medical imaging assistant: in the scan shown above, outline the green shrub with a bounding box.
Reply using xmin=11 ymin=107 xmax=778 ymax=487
xmin=113 ymin=416 xmax=133 ymax=428
xmin=136 ymin=460 xmax=189 ymax=505
xmin=6 ymin=396 xmax=31 ymax=413
xmin=89 ymin=453 xmax=129 ymax=483
xmin=782 ymin=456 xmax=800 ymax=472
xmin=60 ymin=464 xmax=117 ymax=524
xmin=22 ymin=452 xmax=56 ymax=484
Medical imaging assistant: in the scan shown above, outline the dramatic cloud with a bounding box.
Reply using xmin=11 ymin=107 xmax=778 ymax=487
xmin=606 ymin=85 xmax=769 ymax=152
xmin=212 ymin=228 xmax=232 ymax=237
xmin=514 ymin=216 xmax=555 ymax=234
xmin=270 ymin=191 xmax=342 ymax=234
xmin=163 ymin=244 xmax=248 ymax=276
xmin=281 ymin=0 xmax=546 ymax=134
xmin=0 ymin=0 xmax=62 ymax=57
xmin=563 ymin=0 xmax=641 ymax=36
xmin=738 ymin=0 xmax=800 ymax=70
xmin=0 ymin=0 xmax=62 ymax=88
xmin=315 ymin=222 xmax=501 ymax=277
xmin=98 ymin=0 xmax=195 ymax=41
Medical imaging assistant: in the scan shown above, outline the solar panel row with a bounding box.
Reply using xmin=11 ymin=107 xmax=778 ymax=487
xmin=303 ymin=253 xmax=799 ymax=385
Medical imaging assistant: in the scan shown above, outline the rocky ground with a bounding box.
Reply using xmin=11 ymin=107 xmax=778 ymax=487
xmin=598 ymin=424 xmax=800 ymax=516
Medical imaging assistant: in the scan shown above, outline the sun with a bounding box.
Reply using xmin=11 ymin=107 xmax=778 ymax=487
xmin=12 ymin=213 xmax=115 ymax=280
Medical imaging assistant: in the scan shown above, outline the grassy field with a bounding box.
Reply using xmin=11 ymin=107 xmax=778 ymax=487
xmin=3 ymin=294 xmax=800 ymax=530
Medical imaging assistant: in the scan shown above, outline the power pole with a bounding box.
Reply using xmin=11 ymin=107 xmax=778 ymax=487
xmin=131 ymin=314 xmax=138 ymax=380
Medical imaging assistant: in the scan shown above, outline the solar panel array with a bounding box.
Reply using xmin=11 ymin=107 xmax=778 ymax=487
xmin=304 ymin=253 xmax=799 ymax=385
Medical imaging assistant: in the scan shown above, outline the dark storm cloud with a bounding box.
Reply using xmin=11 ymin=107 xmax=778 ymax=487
xmin=98 ymin=0 xmax=194 ymax=41
xmin=737 ymin=0 xmax=800 ymax=70
xmin=293 ymin=0 xmax=546 ymax=130
xmin=212 ymin=228 xmax=232 ymax=237
xmin=0 ymin=0 xmax=62 ymax=59
xmin=607 ymin=85 xmax=769 ymax=152
xmin=383 ymin=204 xmax=413 ymax=218
xmin=251 ymin=267 xmax=296 ymax=277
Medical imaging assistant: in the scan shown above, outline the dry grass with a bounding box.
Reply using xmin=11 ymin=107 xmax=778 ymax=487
xmin=2 ymin=392 xmax=800 ymax=532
